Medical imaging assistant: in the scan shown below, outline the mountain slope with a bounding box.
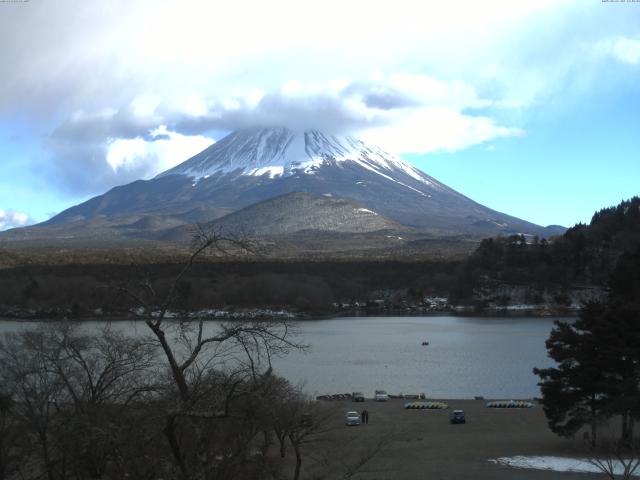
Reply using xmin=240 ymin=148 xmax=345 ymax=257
xmin=35 ymin=127 xmax=561 ymax=240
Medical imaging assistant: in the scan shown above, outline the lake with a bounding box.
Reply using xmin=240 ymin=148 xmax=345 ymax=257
xmin=0 ymin=315 xmax=563 ymax=399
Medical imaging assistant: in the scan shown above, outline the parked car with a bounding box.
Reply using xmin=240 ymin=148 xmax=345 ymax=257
xmin=352 ymin=392 xmax=365 ymax=402
xmin=450 ymin=409 xmax=466 ymax=424
xmin=374 ymin=390 xmax=389 ymax=402
xmin=345 ymin=411 xmax=361 ymax=426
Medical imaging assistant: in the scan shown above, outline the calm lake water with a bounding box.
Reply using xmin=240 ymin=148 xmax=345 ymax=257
xmin=0 ymin=315 xmax=563 ymax=399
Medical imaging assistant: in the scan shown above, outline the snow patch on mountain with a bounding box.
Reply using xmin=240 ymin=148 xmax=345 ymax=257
xmin=356 ymin=208 xmax=377 ymax=215
xmin=248 ymin=166 xmax=284 ymax=178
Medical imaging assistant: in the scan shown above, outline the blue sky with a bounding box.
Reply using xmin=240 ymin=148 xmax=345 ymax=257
xmin=412 ymin=63 xmax=640 ymax=227
xmin=0 ymin=0 xmax=638 ymax=230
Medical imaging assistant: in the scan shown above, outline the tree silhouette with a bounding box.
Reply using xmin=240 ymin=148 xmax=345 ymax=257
xmin=535 ymin=248 xmax=640 ymax=446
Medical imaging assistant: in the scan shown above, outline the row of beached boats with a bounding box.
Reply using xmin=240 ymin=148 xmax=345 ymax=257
xmin=404 ymin=400 xmax=534 ymax=409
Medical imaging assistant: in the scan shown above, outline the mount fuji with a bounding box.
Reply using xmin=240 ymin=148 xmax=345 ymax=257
xmin=6 ymin=127 xmax=563 ymax=251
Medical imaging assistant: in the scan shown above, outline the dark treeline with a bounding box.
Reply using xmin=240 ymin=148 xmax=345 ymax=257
xmin=451 ymin=197 xmax=640 ymax=302
xmin=0 ymin=260 xmax=459 ymax=316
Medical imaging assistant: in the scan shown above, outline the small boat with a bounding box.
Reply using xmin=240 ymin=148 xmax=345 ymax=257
xmin=421 ymin=341 xmax=429 ymax=346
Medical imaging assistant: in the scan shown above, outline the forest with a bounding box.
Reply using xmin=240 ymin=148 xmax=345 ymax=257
xmin=450 ymin=197 xmax=640 ymax=304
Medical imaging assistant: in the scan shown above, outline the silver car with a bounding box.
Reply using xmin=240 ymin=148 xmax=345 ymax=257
xmin=345 ymin=411 xmax=361 ymax=426
xmin=374 ymin=390 xmax=389 ymax=401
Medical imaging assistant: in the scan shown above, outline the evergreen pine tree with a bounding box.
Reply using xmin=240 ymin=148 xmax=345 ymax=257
xmin=534 ymin=247 xmax=640 ymax=445
xmin=534 ymin=301 xmax=609 ymax=445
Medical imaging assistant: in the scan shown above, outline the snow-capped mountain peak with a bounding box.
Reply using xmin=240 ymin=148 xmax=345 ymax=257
xmin=157 ymin=127 xmax=441 ymax=190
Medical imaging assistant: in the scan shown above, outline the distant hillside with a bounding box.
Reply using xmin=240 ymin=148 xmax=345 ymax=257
xmin=451 ymin=197 xmax=640 ymax=303
xmin=210 ymin=192 xmax=404 ymax=235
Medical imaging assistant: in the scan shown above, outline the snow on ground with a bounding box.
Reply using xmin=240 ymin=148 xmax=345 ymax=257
xmin=356 ymin=208 xmax=377 ymax=215
xmin=489 ymin=456 xmax=640 ymax=476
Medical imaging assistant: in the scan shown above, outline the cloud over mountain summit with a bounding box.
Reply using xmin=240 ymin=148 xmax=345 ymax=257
xmin=1 ymin=0 xmax=638 ymax=227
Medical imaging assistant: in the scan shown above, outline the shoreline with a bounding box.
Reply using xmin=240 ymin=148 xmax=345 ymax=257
xmin=0 ymin=309 xmax=577 ymax=323
xmin=0 ymin=303 xmax=579 ymax=322
xmin=316 ymin=394 xmax=540 ymax=402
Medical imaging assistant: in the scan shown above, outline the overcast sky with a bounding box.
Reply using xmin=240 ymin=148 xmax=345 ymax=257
xmin=0 ymin=0 xmax=639 ymax=230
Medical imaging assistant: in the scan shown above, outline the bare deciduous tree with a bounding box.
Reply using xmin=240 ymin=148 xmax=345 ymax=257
xmin=286 ymin=400 xmax=336 ymax=480
xmin=0 ymin=393 xmax=18 ymax=480
xmin=120 ymin=225 xmax=306 ymax=478
xmin=587 ymin=429 xmax=640 ymax=480
xmin=0 ymin=323 xmax=157 ymax=480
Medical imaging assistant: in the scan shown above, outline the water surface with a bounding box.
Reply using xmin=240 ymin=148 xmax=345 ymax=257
xmin=0 ymin=315 xmax=562 ymax=398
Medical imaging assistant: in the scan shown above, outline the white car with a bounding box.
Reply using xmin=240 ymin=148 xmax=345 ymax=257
xmin=374 ymin=390 xmax=389 ymax=401
xmin=345 ymin=411 xmax=361 ymax=426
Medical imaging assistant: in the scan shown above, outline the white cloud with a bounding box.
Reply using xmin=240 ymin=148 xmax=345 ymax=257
xmin=106 ymin=125 xmax=214 ymax=175
xmin=374 ymin=72 xmax=490 ymax=109
xmin=0 ymin=208 xmax=33 ymax=231
xmin=130 ymin=93 xmax=162 ymax=118
xmin=358 ymin=108 xmax=523 ymax=154
xmin=613 ymin=38 xmax=640 ymax=65
xmin=50 ymin=71 xmax=520 ymax=184
xmin=0 ymin=0 xmax=572 ymax=119
xmin=595 ymin=36 xmax=640 ymax=65
xmin=33 ymin=69 xmax=528 ymax=197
